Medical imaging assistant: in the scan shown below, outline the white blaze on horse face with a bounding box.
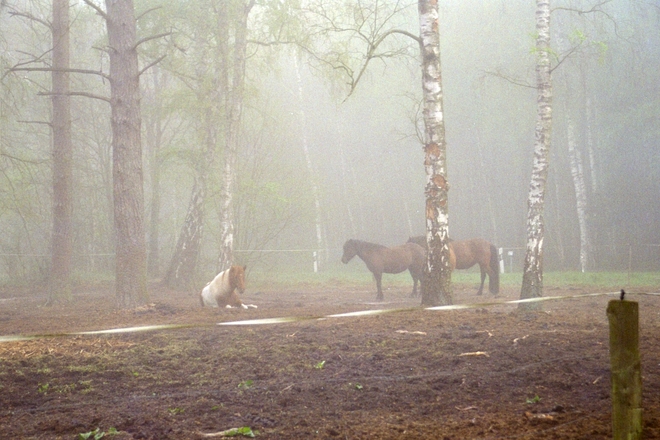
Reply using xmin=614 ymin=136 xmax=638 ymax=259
xmin=235 ymin=268 xmax=246 ymax=293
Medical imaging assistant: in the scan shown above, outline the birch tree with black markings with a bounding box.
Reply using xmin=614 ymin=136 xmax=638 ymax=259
xmin=520 ymin=0 xmax=552 ymax=304
xmin=418 ymin=0 xmax=452 ymax=306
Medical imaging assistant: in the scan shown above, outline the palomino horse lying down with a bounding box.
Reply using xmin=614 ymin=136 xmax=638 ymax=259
xmin=200 ymin=265 xmax=257 ymax=309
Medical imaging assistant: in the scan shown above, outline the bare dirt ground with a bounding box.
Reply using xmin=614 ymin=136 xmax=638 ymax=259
xmin=0 ymin=279 xmax=659 ymax=439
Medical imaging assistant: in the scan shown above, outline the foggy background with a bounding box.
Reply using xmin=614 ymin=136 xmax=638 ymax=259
xmin=1 ymin=0 xmax=659 ymax=284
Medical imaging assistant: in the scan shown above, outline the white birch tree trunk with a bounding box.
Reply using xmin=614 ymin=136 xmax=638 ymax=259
xmin=567 ymin=115 xmax=592 ymax=272
xmin=294 ymin=56 xmax=325 ymax=268
xmin=418 ymin=0 xmax=452 ymax=306
xmin=520 ymin=0 xmax=552 ymax=304
xmin=218 ymin=1 xmax=254 ymax=272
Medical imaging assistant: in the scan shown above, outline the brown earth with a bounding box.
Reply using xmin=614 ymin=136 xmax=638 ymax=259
xmin=0 ymin=279 xmax=659 ymax=439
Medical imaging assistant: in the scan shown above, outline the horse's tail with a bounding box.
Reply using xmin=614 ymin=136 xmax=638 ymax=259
xmin=489 ymin=244 xmax=500 ymax=295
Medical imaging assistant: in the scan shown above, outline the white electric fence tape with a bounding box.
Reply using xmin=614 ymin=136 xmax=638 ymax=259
xmin=1 ymin=291 xmax=657 ymax=343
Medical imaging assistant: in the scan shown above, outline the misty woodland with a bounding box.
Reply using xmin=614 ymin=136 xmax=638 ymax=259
xmin=1 ymin=1 xmax=659 ymax=304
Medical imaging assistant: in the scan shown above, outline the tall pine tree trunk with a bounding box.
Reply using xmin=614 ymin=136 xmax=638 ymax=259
xmin=104 ymin=0 xmax=147 ymax=306
xmin=49 ymin=0 xmax=73 ymax=303
xmin=520 ymin=0 xmax=552 ymax=305
xmin=418 ymin=0 xmax=452 ymax=307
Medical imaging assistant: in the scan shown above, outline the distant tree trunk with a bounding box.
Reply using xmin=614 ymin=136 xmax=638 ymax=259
xmin=566 ymin=114 xmax=593 ymax=272
xmin=164 ymin=179 xmax=205 ymax=289
xmin=520 ymin=0 xmax=552 ymax=306
xmin=217 ymin=0 xmax=254 ymax=272
xmin=550 ymin=153 xmax=566 ymax=268
xmin=585 ymin=97 xmax=598 ymax=194
xmin=476 ymin=138 xmax=499 ymax=244
xmin=295 ymin=56 xmax=325 ymax=267
xmin=418 ymin=0 xmax=452 ymax=307
xmin=104 ymin=0 xmax=147 ymax=306
xmin=49 ymin=0 xmax=73 ymax=303
xmin=339 ymin=146 xmax=357 ymax=237
xmin=146 ymin=69 xmax=164 ymax=278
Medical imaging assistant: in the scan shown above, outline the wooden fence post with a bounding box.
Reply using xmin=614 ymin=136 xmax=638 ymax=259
xmin=607 ymin=299 xmax=642 ymax=440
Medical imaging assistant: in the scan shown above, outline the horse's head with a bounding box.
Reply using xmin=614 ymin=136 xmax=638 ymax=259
xmin=341 ymin=239 xmax=357 ymax=264
xmin=229 ymin=265 xmax=246 ymax=293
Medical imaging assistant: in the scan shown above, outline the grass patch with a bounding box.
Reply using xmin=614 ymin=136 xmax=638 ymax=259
xmin=248 ymin=267 xmax=660 ymax=291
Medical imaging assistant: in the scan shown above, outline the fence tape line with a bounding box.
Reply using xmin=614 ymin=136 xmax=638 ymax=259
xmin=218 ymin=316 xmax=308 ymax=326
xmin=1 ymin=291 xmax=658 ymax=344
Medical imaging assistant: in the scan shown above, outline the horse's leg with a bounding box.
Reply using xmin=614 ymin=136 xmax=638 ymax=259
xmin=375 ymin=272 xmax=384 ymax=301
xmin=477 ymin=265 xmax=486 ymax=296
xmin=409 ymin=269 xmax=418 ymax=298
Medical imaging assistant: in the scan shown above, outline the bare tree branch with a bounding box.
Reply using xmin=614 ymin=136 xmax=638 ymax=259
xmin=10 ymin=66 xmax=110 ymax=80
xmin=82 ymin=0 xmax=107 ymax=21
xmin=136 ymin=6 xmax=162 ymax=22
xmin=38 ymin=91 xmax=111 ymax=103
xmin=17 ymin=120 xmax=51 ymax=126
xmin=135 ymin=32 xmax=172 ymax=50
xmin=346 ymin=28 xmax=421 ymax=98
xmin=551 ymin=44 xmax=581 ymax=74
xmin=8 ymin=9 xmax=51 ymax=29
xmin=483 ymin=69 xmax=535 ymax=89
xmin=138 ymin=55 xmax=166 ymax=77
xmin=552 ymin=0 xmax=624 ymax=39
xmin=0 ymin=151 xmax=47 ymax=165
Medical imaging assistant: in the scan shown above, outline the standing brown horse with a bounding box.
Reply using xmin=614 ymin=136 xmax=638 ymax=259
xmin=409 ymin=236 xmax=499 ymax=296
xmin=341 ymin=239 xmax=425 ymax=301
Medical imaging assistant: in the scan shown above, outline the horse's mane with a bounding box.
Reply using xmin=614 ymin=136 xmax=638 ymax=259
xmin=349 ymin=239 xmax=388 ymax=251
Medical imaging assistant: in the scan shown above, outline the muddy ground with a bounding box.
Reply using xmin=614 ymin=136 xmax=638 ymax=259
xmin=0 ymin=279 xmax=659 ymax=439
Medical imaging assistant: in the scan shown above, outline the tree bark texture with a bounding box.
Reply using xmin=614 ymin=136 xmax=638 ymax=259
xmin=418 ymin=0 xmax=452 ymax=307
xmin=520 ymin=0 xmax=552 ymax=304
xmin=50 ymin=0 xmax=73 ymax=303
xmin=164 ymin=180 xmax=205 ymax=290
xmin=217 ymin=1 xmax=254 ymax=272
xmin=105 ymin=0 xmax=147 ymax=306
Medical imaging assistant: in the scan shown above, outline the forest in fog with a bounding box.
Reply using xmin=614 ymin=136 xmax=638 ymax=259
xmin=1 ymin=0 xmax=659 ymax=286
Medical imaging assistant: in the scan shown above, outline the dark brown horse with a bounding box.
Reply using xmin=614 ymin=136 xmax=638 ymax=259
xmin=409 ymin=236 xmax=499 ymax=296
xmin=341 ymin=239 xmax=425 ymax=301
